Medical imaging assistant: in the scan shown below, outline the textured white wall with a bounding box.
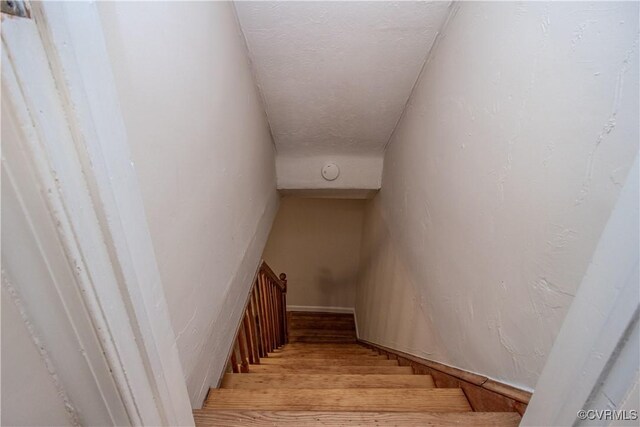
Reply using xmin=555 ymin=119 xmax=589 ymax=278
xmin=355 ymin=2 xmax=639 ymax=391
xmin=1 ymin=288 xmax=73 ymax=427
xmin=263 ymin=198 xmax=366 ymax=309
xmin=99 ymin=2 xmax=278 ymax=407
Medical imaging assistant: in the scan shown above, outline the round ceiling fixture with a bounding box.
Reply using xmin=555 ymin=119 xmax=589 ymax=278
xmin=321 ymin=163 xmax=340 ymax=181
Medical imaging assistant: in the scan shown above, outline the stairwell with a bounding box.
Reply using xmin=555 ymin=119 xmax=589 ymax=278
xmin=194 ymin=311 xmax=521 ymax=426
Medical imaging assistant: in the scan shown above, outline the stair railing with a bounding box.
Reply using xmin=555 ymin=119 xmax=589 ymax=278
xmin=228 ymin=260 xmax=287 ymax=373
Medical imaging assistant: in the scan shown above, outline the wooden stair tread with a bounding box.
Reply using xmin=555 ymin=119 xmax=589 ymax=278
xmin=249 ymin=364 xmax=414 ymax=374
xmin=280 ymin=342 xmax=365 ymax=347
xmin=288 ymin=311 xmax=354 ymax=318
xmin=260 ymin=357 xmax=398 ymax=366
xmin=204 ymin=388 xmax=472 ymax=412
xmin=193 ymin=410 xmax=521 ymax=427
xmin=289 ymin=329 xmax=356 ymax=337
xmin=274 ymin=344 xmax=370 ymax=350
xmin=221 ymin=373 xmax=435 ymax=389
xmin=289 ymin=320 xmax=356 ymax=330
xmin=289 ymin=336 xmax=357 ymax=343
xmin=267 ymin=351 xmax=383 ymax=358
xmin=199 ymin=309 xmax=519 ymax=424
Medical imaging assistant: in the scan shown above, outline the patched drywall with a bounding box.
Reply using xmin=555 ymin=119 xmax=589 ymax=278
xmin=355 ymin=2 xmax=639 ymax=391
xmin=99 ymin=2 xmax=278 ymax=407
xmin=235 ymin=1 xmax=451 ymax=191
xmin=263 ymin=198 xmax=366 ymax=309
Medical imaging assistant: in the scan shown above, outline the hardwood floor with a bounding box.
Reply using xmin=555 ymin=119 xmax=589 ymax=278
xmin=195 ymin=311 xmax=521 ymax=426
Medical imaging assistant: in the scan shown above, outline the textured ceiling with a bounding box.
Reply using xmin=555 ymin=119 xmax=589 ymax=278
xmin=235 ymin=1 xmax=451 ymax=156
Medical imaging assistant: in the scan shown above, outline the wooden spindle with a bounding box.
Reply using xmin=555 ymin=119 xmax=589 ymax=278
xmin=251 ymin=287 xmax=265 ymax=358
xmin=259 ymin=273 xmax=273 ymax=352
xmin=280 ymin=272 xmax=288 ymax=344
xmin=230 ymin=344 xmax=240 ymax=373
xmin=265 ymin=276 xmax=274 ymax=351
xmin=238 ymin=325 xmax=250 ymax=373
xmin=276 ymin=287 xmax=282 ymax=346
xmin=242 ymin=311 xmax=255 ymax=364
xmin=273 ymin=285 xmax=280 ymax=347
xmin=247 ymin=297 xmax=261 ymax=363
xmin=269 ymin=280 xmax=278 ymax=349
xmin=277 ymin=288 xmax=283 ymax=345
xmin=256 ymin=274 xmax=266 ymax=354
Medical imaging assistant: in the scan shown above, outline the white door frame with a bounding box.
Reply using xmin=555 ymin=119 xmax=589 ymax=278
xmin=522 ymin=155 xmax=639 ymax=425
xmin=2 ymin=2 xmax=193 ymax=425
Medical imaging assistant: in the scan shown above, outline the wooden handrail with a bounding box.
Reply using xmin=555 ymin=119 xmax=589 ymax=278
xmin=226 ymin=260 xmax=288 ymax=375
xmin=259 ymin=261 xmax=286 ymax=291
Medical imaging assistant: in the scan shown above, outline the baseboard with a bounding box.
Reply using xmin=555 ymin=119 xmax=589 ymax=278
xmin=358 ymin=338 xmax=531 ymax=415
xmin=286 ymin=305 xmax=355 ymax=314
xmin=352 ymin=309 xmax=360 ymax=339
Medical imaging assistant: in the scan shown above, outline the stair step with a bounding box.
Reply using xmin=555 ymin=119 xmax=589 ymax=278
xmin=288 ymin=311 xmax=354 ymax=319
xmin=289 ymin=329 xmax=356 ymax=337
xmin=279 ymin=343 xmax=366 ymax=350
xmin=289 ymin=336 xmax=356 ymax=343
xmin=204 ymin=388 xmax=472 ymax=412
xmin=289 ymin=319 xmax=356 ymax=330
xmin=267 ymin=351 xmax=382 ymax=359
xmin=193 ymin=410 xmax=521 ymax=427
xmin=260 ymin=357 xmax=398 ymax=366
xmin=249 ymin=364 xmax=413 ymax=374
xmin=221 ymin=373 xmax=435 ymax=389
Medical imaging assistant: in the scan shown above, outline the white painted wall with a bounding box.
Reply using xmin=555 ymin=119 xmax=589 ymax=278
xmin=98 ymin=2 xmax=278 ymax=407
xmin=1 ymin=287 xmax=73 ymax=427
xmin=276 ymin=154 xmax=383 ymax=193
xmin=522 ymin=156 xmax=639 ymax=425
xmin=355 ymin=2 xmax=639 ymax=391
xmin=263 ymin=198 xmax=366 ymax=309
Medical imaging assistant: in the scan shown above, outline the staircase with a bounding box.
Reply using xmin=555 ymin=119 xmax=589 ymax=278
xmin=194 ymin=310 xmax=521 ymax=426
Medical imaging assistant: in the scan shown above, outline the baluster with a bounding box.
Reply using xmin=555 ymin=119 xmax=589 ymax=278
xmin=247 ymin=304 xmax=260 ymax=365
xmin=238 ymin=324 xmax=250 ymax=373
xmin=252 ymin=282 xmax=264 ymax=357
xmin=272 ymin=284 xmax=279 ymax=347
xmin=259 ymin=273 xmax=273 ymax=352
xmin=269 ymin=280 xmax=278 ymax=349
xmin=265 ymin=275 xmax=274 ymax=351
xmin=280 ymin=273 xmax=288 ymax=344
xmin=256 ymin=274 xmax=266 ymax=354
xmin=274 ymin=284 xmax=281 ymax=347
xmin=251 ymin=286 xmax=265 ymax=358
xmin=274 ymin=286 xmax=281 ymax=346
xmin=230 ymin=342 xmax=240 ymax=373
xmin=246 ymin=298 xmax=257 ymax=362
xmin=242 ymin=311 xmax=254 ymax=364
xmin=276 ymin=287 xmax=283 ymax=346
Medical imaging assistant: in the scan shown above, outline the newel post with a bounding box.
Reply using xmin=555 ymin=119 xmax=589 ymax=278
xmin=279 ymin=273 xmax=288 ymax=343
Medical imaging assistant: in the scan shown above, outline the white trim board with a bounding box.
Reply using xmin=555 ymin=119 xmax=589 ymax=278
xmin=287 ymin=305 xmax=355 ymax=314
xmin=2 ymin=3 xmax=194 ymax=425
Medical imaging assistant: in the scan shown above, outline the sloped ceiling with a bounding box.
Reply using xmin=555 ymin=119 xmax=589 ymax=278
xmin=235 ymin=1 xmax=452 ymax=157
